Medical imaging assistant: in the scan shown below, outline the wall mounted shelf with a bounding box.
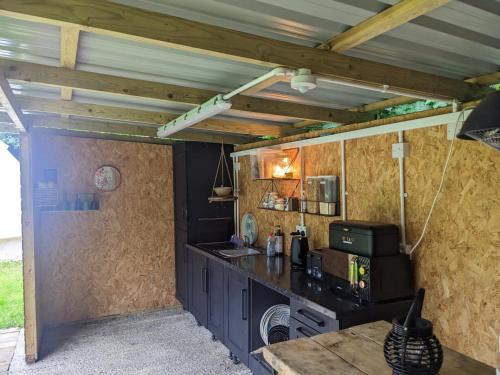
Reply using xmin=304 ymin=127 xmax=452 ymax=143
xmin=208 ymin=196 xmax=238 ymax=203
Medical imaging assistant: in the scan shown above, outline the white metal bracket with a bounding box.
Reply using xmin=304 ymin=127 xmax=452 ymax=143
xmin=233 ymin=161 xmax=240 ymax=171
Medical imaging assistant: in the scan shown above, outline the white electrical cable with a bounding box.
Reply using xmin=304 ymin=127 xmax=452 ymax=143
xmin=408 ymin=109 xmax=466 ymax=255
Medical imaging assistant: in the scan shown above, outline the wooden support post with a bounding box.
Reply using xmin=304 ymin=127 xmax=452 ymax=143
xmin=19 ymin=132 xmax=39 ymax=362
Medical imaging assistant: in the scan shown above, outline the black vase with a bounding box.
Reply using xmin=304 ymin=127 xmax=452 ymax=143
xmin=384 ymin=289 xmax=443 ymax=375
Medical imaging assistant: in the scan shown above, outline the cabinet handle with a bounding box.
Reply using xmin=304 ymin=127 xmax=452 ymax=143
xmin=202 ymin=267 xmax=208 ymax=293
xmin=241 ymin=289 xmax=247 ymax=321
xmin=297 ymin=309 xmax=325 ymax=327
xmin=183 ymin=243 xmax=187 ymax=263
xmin=296 ymin=326 xmax=315 ymax=338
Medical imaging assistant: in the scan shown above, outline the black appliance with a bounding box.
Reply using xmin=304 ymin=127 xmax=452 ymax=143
xmin=173 ymin=142 xmax=235 ymax=308
xmin=328 ymin=220 xmax=413 ymax=303
xmin=290 ymin=231 xmax=309 ymax=270
xmin=384 ymin=289 xmax=443 ymax=375
xmin=306 ymin=247 xmax=348 ymax=281
xmin=457 ymin=91 xmax=500 ymax=151
xmin=329 ymin=220 xmax=400 ymax=257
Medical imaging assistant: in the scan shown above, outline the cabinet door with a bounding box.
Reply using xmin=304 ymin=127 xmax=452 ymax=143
xmin=207 ymin=259 xmax=225 ymax=342
xmin=190 ymin=250 xmax=208 ymax=327
xmin=175 ymin=229 xmax=189 ymax=308
xmin=224 ymin=267 xmax=249 ymax=365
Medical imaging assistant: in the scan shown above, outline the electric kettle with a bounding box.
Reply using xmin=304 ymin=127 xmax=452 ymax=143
xmin=290 ymin=231 xmax=309 ymax=270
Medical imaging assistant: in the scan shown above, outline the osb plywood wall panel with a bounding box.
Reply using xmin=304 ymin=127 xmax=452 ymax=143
xmin=238 ymin=156 xmax=299 ymax=251
xmin=33 ymin=134 xmax=177 ymax=325
xmin=238 ymin=127 xmax=499 ymax=366
xmin=345 ymin=134 xmax=400 ymax=224
xmin=404 ymin=125 xmax=499 ymax=367
xmin=303 ymin=143 xmax=342 ymax=249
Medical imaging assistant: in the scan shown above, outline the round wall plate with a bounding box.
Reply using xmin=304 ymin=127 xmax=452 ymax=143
xmin=241 ymin=212 xmax=258 ymax=246
xmin=94 ymin=166 xmax=121 ymax=191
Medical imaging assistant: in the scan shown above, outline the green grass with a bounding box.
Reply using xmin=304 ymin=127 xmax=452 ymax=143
xmin=0 ymin=261 xmax=24 ymax=329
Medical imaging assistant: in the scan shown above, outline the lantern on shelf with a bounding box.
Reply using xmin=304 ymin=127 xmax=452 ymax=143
xmin=271 ymin=153 xmax=294 ymax=179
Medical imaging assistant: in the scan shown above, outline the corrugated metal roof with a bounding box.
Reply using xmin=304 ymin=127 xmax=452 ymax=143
xmin=0 ymin=0 xmax=499 ymax=134
xmin=0 ymin=15 xmax=59 ymax=65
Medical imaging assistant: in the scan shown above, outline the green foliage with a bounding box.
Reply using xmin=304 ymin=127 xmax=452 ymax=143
xmin=377 ymin=100 xmax=449 ymax=119
xmin=0 ymin=261 xmax=24 ymax=328
xmin=0 ymin=132 xmax=19 ymax=149
xmin=491 ymin=83 xmax=500 ymax=91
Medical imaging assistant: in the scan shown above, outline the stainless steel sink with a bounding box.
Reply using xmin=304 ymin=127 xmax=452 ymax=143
xmin=217 ymin=248 xmax=261 ymax=258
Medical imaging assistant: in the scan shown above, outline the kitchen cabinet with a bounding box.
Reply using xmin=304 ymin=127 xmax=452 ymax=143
xmin=190 ymin=250 xmax=208 ymax=327
xmin=224 ymin=266 xmax=249 ymax=365
xmin=207 ymin=258 xmax=225 ymax=343
xmin=289 ymin=317 xmax=321 ymax=339
xmin=290 ymin=299 xmax=339 ymax=334
xmin=174 ymin=142 xmax=234 ymax=314
xmin=174 ymin=229 xmax=189 ymax=308
xmin=173 ymin=142 xmax=234 ymax=244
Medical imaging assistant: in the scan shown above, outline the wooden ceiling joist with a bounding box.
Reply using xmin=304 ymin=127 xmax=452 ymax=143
xmin=235 ymin=99 xmax=480 ymax=152
xmin=17 ymin=96 xmax=287 ymax=137
xmin=0 ymin=70 xmax=27 ymax=131
xmin=0 ymin=59 xmax=368 ymax=124
xmin=30 ymin=117 xmax=253 ymax=145
xmin=319 ymin=0 xmax=451 ymax=52
xmin=352 ymin=71 xmax=500 ymax=113
xmin=60 ymin=25 xmax=80 ymax=100
xmin=0 ymin=0 xmax=487 ymax=101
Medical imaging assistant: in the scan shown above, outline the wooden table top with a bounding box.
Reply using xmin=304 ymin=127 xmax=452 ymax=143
xmin=262 ymin=321 xmax=494 ymax=375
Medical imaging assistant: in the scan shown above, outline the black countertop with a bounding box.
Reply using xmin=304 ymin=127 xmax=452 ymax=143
xmin=190 ymin=242 xmax=412 ymax=326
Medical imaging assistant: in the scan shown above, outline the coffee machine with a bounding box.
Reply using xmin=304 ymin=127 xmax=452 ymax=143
xmin=323 ymin=220 xmax=414 ymax=303
xmin=290 ymin=230 xmax=309 ymax=270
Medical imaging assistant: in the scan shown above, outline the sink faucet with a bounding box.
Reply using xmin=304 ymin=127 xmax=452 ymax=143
xmin=243 ymin=235 xmax=250 ymax=248
xmin=230 ymin=234 xmax=247 ymax=249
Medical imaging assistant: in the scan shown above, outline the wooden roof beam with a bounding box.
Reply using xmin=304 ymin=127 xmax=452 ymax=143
xmin=30 ymin=117 xmax=254 ymax=144
xmin=17 ymin=96 xmax=288 ymax=137
xmin=0 ymin=59 xmax=369 ymax=124
xmin=0 ymin=70 xmax=27 ymax=131
xmin=352 ymin=71 xmax=500 ymax=113
xmin=0 ymin=0 xmax=487 ymax=101
xmin=235 ymin=99 xmax=480 ymax=151
xmin=60 ymin=25 xmax=80 ymax=100
xmin=319 ymin=0 xmax=451 ymax=52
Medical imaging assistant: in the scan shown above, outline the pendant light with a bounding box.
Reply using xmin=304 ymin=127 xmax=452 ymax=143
xmin=457 ymin=91 xmax=500 ymax=150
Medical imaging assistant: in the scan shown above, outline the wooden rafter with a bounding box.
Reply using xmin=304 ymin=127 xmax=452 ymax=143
xmin=30 ymin=117 xmax=253 ymax=144
xmin=351 ymin=71 xmax=500 ymax=113
xmin=0 ymin=0 xmax=487 ymax=101
xmin=17 ymin=96 xmax=287 ymax=137
xmin=319 ymin=0 xmax=451 ymax=52
xmin=60 ymin=25 xmax=80 ymax=100
xmin=235 ymin=99 xmax=480 ymax=151
xmin=0 ymin=59 xmax=369 ymax=124
xmin=0 ymin=70 xmax=27 ymax=131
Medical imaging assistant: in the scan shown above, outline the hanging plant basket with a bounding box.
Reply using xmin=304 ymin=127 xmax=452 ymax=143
xmin=209 ymin=141 xmax=237 ymax=203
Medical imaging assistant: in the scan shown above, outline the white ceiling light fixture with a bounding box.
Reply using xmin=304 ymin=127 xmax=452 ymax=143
xmin=157 ymin=67 xmax=295 ymax=138
xmin=157 ymin=94 xmax=232 ymax=138
xmin=291 ymin=68 xmax=317 ymax=94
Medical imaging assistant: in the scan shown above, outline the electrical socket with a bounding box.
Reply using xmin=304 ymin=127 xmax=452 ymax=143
xmin=296 ymin=225 xmax=307 ymax=237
